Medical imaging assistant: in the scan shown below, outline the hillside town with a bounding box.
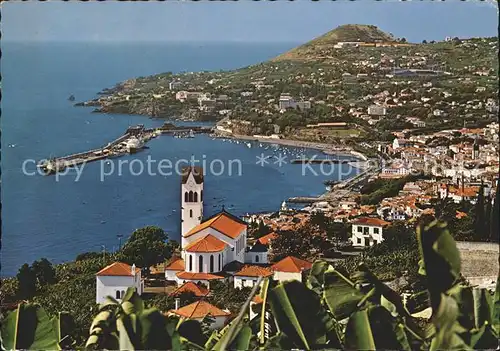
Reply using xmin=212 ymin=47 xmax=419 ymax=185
xmin=2 ymin=24 xmax=498 ymax=348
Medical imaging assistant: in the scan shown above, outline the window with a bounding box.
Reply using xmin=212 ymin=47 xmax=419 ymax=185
xmin=188 ymin=191 xmax=194 ymax=202
xmin=374 ymin=228 xmax=380 ymax=234
xmin=121 ymin=290 xmax=125 ymax=299
xmin=374 ymin=240 xmax=378 ymax=245
xmin=199 ymin=255 xmax=204 ymax=273
xmin=189 ymin=255 xmax=193 ymax=272
xmin=190 ymin=209 xmax=193 ymax=218
xmin=194 ymin=192 xmax=198 ymax=202
xmin=255 ymin=255 xmax=259 ymax=263
xmin=218 ymin=254 xmax=221 ymax=271
xmin=116 ymin=290 xmax=121 ymax=299
xmin=363 ymin=227 xmax=369 ymax=234
xmin=210 ymin=255 xmax=214 ymax=273
xmin=201 ymin=190 xmax=203 ymax=202
xmin=357 ymin=226 xmax=363 ymax=233
xmin=184 ymin=192 xmax=189 ymax=203
xmin=241 ymin=279 xmax=246 ymax=286
xmin=357 ymin=238 xmax=361 ymax=244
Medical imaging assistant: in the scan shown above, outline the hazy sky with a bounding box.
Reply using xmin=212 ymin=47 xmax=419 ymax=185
xmin=2 ymin=1 xmax=498 ymax=44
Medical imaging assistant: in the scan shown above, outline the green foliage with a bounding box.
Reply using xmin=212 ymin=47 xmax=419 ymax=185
xmin=359 ymin=175 xmax=419 ymax=205
xmin=32 ymin=258 xmax=57 ymax=286
xmin=0 ymin=303 xmax=74 ymax=350
xmin=2 ymin=221 xmax=499 ymax=350
xmin=16 ymin=264 xmax=37 ymax=300
xmin=118 ymin=226 xmax=175 ymax=272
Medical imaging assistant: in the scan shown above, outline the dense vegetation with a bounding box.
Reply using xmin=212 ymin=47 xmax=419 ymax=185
xmin=2 ymin=221 xmax=498 ymax=350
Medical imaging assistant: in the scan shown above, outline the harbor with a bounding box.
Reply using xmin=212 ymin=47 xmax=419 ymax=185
xmin=38 ymin=123 xmax=213 ymax=174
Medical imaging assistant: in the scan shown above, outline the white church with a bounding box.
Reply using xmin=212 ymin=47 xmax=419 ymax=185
xmin=165 ymin=166 xmax=269 ymax=286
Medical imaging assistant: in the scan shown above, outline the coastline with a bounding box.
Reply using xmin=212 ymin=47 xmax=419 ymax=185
xmin=212 ymin=131 xmax=368 ymax=161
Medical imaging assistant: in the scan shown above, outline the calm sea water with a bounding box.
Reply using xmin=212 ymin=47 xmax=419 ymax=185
xmin=1 ymin=42 xmax=358 ymax=276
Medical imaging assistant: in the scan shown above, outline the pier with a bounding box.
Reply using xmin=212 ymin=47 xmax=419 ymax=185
xmin=38 ymin=123 xmax=213 ymax=175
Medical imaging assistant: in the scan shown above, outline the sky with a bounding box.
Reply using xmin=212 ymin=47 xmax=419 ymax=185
xmin=1 ymin=1 xmax=498 ymax=44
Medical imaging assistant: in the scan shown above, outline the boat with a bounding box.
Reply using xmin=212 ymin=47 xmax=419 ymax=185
xmin=246 ymin=142 xmax=252 ymax=148
xmin=68 ymin=94 xmax=75 ymax=101
xmin=126 ymin=137 xmax=144 ymax=153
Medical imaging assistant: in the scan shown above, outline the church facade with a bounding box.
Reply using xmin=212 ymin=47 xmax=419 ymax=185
xmin=165 ymin=166 xmax=268 ymax=286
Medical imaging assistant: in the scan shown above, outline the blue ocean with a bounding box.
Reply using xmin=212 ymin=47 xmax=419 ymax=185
xmin=1 ymin=42 xmax=358 ymax=276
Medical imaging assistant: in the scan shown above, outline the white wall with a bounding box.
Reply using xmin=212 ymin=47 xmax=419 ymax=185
xmin=96 ymin=274 xmax=142 ymax=304
xmin=234 ymin=276 xmax=259 ymax=289
xmin=165 ymin=269 xmax=179 ymax=281
xmin=183 ymin=226 xmax=246 ymax=265
xmin=273 ymin=271 xmax=302 ymax=284
xmin=244 ymin=251 xmax=268 ymax=264
xmin=184 ymin=251 xmax=225 ymax=274
xmin=181 ymin=172 xmax=204 ymax=242
xmin=351 ymin=224 xmax=384 ymax=247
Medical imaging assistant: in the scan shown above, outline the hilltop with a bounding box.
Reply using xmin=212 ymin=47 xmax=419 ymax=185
xmin=78 ymin=24 xmax=498 ymax=146
xmin=274 ymin=24 xmax=395 ymax=61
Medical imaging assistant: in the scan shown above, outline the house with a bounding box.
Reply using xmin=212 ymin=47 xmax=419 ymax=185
xmin=169 ymin=80 xmax=183 ymax=90
xmin=368 ymin=105 xmax=387 ymax=116
xmin=270 ymin=256 xmax=312 ymax=283
xmin=245 ymin=242 xmax=268 ymax=264
xmin=233 ymin=265 xmax=273 ymax=289
xmin=167 ymin=300 xmax=231 ymax=329
xmin=175 ymin=91 xmax=202 ymax=102
xmin=350 ymin=217 xmax=390 ymax=247
xmin=256 ymin=232 xmax=277 ymax=247
xmin=169 ymin=282 xmax=209 ymax=298
xmin=164 ymin=257 xmax=185 ymax=281
xmin=96 ymin=262 xmax=143 ymax=304
xmin=392 ymin=138 xmax=411 ymax=150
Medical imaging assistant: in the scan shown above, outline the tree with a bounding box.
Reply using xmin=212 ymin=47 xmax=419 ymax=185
xmin=490 ymin=185 xmax=499 ymax=242
xmin=16 ymin=264 xmax=36 ymax=300
xmin=422 ymin=39 xmax=427 ymax=44
xmin=271 ymin=225 xmax=331 ymax=262
xmin=31 ymin=258 xmax=56 ymax=286
xmin=119 ymin=226 xmax=174 ymax=274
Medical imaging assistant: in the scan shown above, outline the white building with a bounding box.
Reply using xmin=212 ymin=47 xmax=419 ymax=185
xmin=368 ymin=105 xmax=387 ymax=116
xmin=278 ymin=94 xmax=311 ymax=111
xmin=270 ymin=256 xmax=312 ymax=283
xmin=169 ymin=81 xmax=183 ymax=90
xmin=233 ymin=265 xmax=273 ymax=289
xmin=350 ymin=217 xmax=390 ymax=247
xmin=96 ymin=262 xmax=143 ymax=304
xmin=181 ymin=166 xmax=204 ymax=240
xmin=166 ymin=166 xmax=268 ymax=287
xmin=168 ymin=300 xmax=230 ymax=330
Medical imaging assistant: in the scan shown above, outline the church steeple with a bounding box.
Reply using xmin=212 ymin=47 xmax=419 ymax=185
xmin=181 ymin=166 xmax=204 ymax=248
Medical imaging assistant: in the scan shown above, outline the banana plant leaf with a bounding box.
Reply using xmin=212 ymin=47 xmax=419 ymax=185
xmin=344 ymin=309 xmax=376 ymax=350
xmin=417 ymin=221 xmax=461 ymax=312
xmin=1 ymin=303 xmax=60 ymax=350
xmin=268 ymin=280 xmax=341 ymax=350
xmin=323 ymin=266 xmax=365 ymax=321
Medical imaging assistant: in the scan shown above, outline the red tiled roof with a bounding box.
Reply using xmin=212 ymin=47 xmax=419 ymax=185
xmin=351 ymin=217 xmax=390 ymax=227
xmin=165 ymin=258 xmax=185 ymax=271
xmin=96 ymin=262 xmax=141 ymax=276
xmin=184 ymin=212 xmax=246 ymax=239
xmin=185 ymin=235 xmax=226 ymax=253
xmin=170 ymin=300 xmax=230 ymax=319
xmin=271 ymin=256 xmax=312 ymax=273
xmin=252 ymin=295 xmax=264 ymax=304
xmin=169 ymin=282 xmax=209 ymax=297
xmin=234 ymin=265 xmax=273 ymax=278
xmin=257 ymin=232 xmax=277 ymax=246
xmin=176 ymin=271 xmax=225 ymax=281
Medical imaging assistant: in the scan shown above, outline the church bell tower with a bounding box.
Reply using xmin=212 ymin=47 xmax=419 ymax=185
xmin=181 ymin=166 xmax=204 ymax=247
